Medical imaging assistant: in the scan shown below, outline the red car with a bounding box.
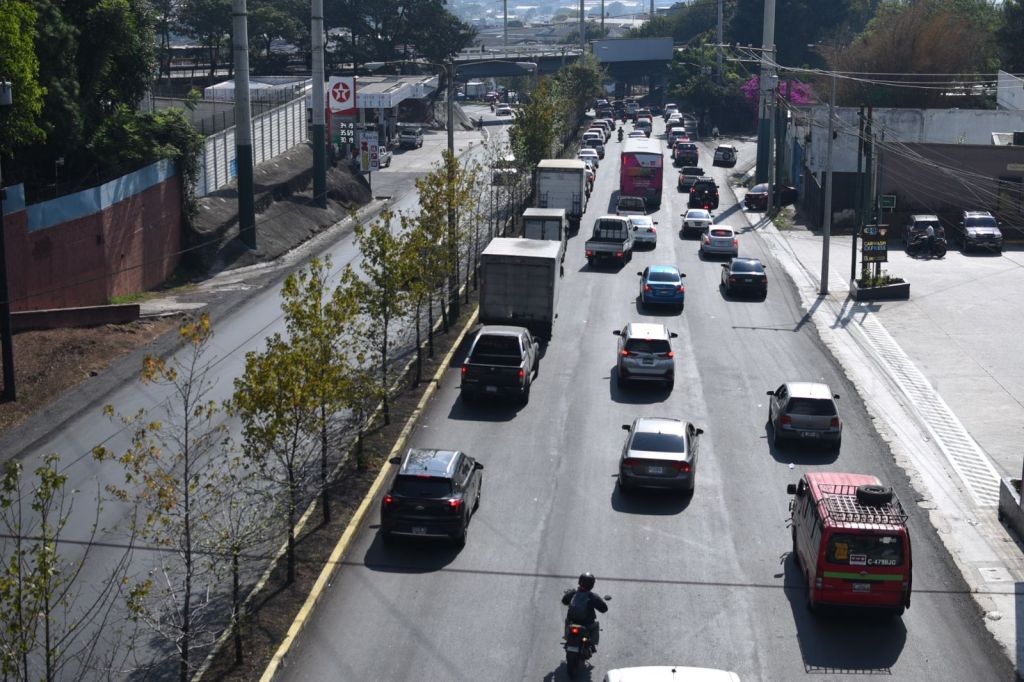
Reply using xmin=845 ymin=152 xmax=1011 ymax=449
xmin=744 ymin=183 xmax=798 ymax=211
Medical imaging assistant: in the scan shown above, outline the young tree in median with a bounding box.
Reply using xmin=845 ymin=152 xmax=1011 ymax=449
xmin=0 ymin=455 xmax=130 ymax=682
xmin=231 ymin=333 xmax=318 ymax=585
xmin=93 ymin=314 xmax=226 ymax=682
xmin=413 ymin=160 xmax=458 ymax=337
xmin=509 ymin=79 xmax=560 ymax=171
xmin=344 ymin=209 xmax=409 ymax=426
xmin=279 ymin=256 xmax=355 ymax=525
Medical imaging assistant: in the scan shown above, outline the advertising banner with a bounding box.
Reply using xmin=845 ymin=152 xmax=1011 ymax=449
xmin=328 ymin=76 xmax=356 ymax=115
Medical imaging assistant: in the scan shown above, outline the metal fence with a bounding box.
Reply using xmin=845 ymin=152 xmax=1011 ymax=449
xmin=195 ymin=95 xmax=308 ymax=198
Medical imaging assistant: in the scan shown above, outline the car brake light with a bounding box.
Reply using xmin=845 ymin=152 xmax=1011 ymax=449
xmin=733 ymin=238 xmax=738 ymax=247
xmin=650 ymin=226 xmax=657 ymax=233
xmin=729 ymin=276 xmax=737 ymax=283
xmin=781 ymin=415 xmax=792 ymax=425
xmin=621 ymin=349 xmax=631 ymax=356
xmin=518 ymin=368 xmax=525 ymax=380
xmin=622 ymin=458 xmax=637 ymax=467
xmin=677 ymin=285 xmax=685 ymax=293
xmin=830 ymin=416 xmax=841 ymax=428
xmin=616 ymin=251 xmax=624 ymax=257
xmin=461 ymin=365 xmax=468 ymax=375
xmin=665 ymin=351 xmax=674 ymax=358
xmin=570 ymin=626 xmax=581 ymax=636
xmin=643 ymin=284 xmax=652 ymax=292
xmin=586 ymin=250 xmax=593 ymax=257
xmin=674 ymin=461 xmax=691 ymax=473
xmin=449 ymin=498 xmax=463 ymax=512
xmin=383 ymin=494 xmax=394 ymax=507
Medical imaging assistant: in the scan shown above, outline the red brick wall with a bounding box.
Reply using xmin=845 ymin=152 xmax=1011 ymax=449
xmin=2 ymin=176 xmax=182 ymax=312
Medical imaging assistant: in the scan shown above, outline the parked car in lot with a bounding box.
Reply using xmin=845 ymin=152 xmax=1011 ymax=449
xmin=460 ymin=325 xmax=540 ymax=404
xmin=954 ymin=210 xmax=1004 ymax=253
xmin=720 ymin=258 xmax=767 ymax=298
xmin=678 ymin=166 xmax=705 ymax=192
xmin=766 ymin=382 xmax=842 ymax=450
xmin=744 ymin=183 xmax=798 ymax=211
xmin=712 ymin=144 xmax=737 ymax=168
xmin=681 ymin=208 xmax=713 ymax=239
xmin=638 ymin=265 xmax=686 ymax=310
xmin=699 ymin=225 xmax=739 ymax=258
xmin=380 ymin=448 xmax=483 ymax=547
xmin=688 ymin=177 xmax=720 ymax=209
xmin=902 ymin=214 xmax=944 ymax=247
xmin=787 ymin=471 xmax=912 ymax=616
xmin=618 ymin=417 xmax=703 ymax=494
xmin=617 ymin=195 xmax=647 ymax=216
xmin=613 ymin=322 xmax=678 ymax=388
xmin=629 ymin=215 xmax=658 ymax=248
xmin=399 ymin=127 xmax=424 ymax=149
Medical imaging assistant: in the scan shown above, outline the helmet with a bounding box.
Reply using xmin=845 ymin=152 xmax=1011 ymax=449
xmin=578 ymin=572 xmax=596 ymax=590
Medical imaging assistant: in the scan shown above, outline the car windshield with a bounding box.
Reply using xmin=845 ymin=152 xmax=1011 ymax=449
xmin=710 ymin=228 xmax=732 ymax=237
xmin=647 ymin=271 xmax=679 ymax=282
xmin=687 ymin=210 xmax=710 ymax=220
xmin=827 ymin=533 xmax=904 ymax=567
xmin=624 ymin=338 xmax=671 ymax=354
xmin=966 ymin=216 xmax=998 ymax=228
xmin=631 ymin=431 xmax=685 ymax=454
xmin=630 ymin=217 xmax=653 ymax=228
xmin=393 ymin=476 xmax=452 ymax=498
xmin=619 ymin=198 xmax=644 ymax=210
xmin=786 ymin=398 xmax=836 ymax=416
xmin=471 ymin=335 xmax=519 ymax=357
xmin=751 ymin=184 xmax=768 ymax=193
xmin=731 ymin=260 xmax=764 ymax=273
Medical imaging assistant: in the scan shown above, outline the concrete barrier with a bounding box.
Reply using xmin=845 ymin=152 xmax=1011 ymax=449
xmin=12 ymin=304 xmax=141 ymax=332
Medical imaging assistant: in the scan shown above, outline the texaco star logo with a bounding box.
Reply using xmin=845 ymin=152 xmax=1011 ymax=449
xmin=331 ymin=81 xmax=351 ymax=105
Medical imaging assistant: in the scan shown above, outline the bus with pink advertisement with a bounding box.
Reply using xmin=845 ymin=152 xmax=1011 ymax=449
xmin=620 ymin=137 xmax=664 ymax=209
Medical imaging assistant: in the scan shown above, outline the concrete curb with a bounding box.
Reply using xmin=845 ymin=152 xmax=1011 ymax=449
xmin=258 ymin=306 xmax=480 ymax=681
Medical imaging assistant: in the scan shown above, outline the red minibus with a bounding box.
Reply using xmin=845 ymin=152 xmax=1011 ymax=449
xmin=620 ymin=137 xmax=663 ymax=209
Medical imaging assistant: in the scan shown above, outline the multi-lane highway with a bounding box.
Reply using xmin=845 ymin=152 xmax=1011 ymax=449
xmin=274 ymin=118 xmax=1013 ymax=680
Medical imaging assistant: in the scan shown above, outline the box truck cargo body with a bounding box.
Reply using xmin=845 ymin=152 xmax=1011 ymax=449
xmin=479 ymin=238 xmax=562 ymax=339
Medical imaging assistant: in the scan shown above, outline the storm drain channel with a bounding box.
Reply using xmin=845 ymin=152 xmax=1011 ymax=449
xmin=847 ymin=303 xmax=1000 ymax=507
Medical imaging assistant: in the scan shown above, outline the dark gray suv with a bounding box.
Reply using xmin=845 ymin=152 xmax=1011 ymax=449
xmin=956 ymin=210 xmax=1003 ymax=254
xmin=767 ymin=382 xmax=842 ymax=450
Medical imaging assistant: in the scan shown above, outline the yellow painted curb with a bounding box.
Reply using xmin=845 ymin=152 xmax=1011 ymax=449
xmin=259 ymin=307 xmax=479 ymax=681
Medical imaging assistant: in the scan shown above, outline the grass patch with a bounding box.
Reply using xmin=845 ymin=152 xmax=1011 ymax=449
xmin=773 ymin=210 xmax=795 ymax=230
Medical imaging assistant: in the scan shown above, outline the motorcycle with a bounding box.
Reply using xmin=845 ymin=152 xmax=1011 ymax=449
xmin=907 ymin=234 xmax=947 ymax=259
xmin=563 ymin=595 xmax=611 ymax=677
xmin=617 ymin=127 xmax=624 ymax=142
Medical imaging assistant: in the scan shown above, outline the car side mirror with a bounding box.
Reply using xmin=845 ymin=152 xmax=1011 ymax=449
xmin=653 ymin=221 xmax=659 ymax=225
xmin=721 ymin=263 xmax=728 ymax=268
xmin=612 ymin=330 xmax=622 ymax=336
xmin=680 ymin=273 xmax=686 ymax=277
xmin=621 ymin=424 xmax=631 ymax=431
xmin=833 ymin=394 xmax=840 ymax=400
xmin=695 ymin=428 xmax=704 ymax=436
xmin=786 ymin=483 xmax=797 ymax=495
xmin=766 ymin=390 xmax=774 ymax=396
xmin=670 ymin=332 xmax=679 ymax=338
xmin=474 ymin=461 xmax=484 ymax=470
xmin=636 ymin=271 xmax=643 ymax=276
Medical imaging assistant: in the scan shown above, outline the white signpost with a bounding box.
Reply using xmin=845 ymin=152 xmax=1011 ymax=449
xmin=360 ymin=131 xmax=380 ymax=173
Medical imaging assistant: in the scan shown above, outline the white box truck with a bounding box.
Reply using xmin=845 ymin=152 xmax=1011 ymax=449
xmin=466 ymin=81 xmax=487 ymax=99
xmin=479 ymin=238 xmax=562 ymax=340
xmin=535 ymin=159 xmax=588 ymax=235
xmin=521 ymin=207 xmax=567 ymax=265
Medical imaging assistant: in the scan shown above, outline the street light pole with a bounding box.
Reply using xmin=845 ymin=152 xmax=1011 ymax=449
xmin=311 ymin=0 xmax=327 ymax=208
xmin=0 ymin=79 xmax=16 ymax=401
xmin=819 ymin=70 xmax=836 ymax=296
xmin=232 ymin=0 xmax=256 ymax=249
xmin=446 ymin=60 xmax=459 ymax=320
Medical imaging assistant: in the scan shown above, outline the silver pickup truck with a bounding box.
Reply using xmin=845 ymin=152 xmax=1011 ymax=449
xmin=585 ymin=215 xmax=634 ymax=267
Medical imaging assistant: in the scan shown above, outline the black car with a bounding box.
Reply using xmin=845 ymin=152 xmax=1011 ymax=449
xmin=955 ymin=210 xmax=1003 ymax=253
xmin=687 ymin=178 xmax=720 ymax=209
xmin=744 ymin=183 xmax=798 ymax=211
xmin=721 ymin=257 xmax=767 ymax=298
xmin=380 ymin=448 xmax=483 ymax=547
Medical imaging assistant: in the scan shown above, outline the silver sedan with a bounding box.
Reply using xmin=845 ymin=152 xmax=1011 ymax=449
xmin=618 ymin=417 xmax=703 ymax=494
xmin=681 ymin=208 xmax=712 ymax=239
xmin=699 ymin=225 xmax=739 ymax=258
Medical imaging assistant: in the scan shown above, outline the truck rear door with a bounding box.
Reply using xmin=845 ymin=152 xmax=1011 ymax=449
xmin=819 ymin=530 xmax=910 ymax=608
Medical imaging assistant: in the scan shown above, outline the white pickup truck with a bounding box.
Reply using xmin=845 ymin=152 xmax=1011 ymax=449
xmin=584 ymin=215 xmax=634 ymax=267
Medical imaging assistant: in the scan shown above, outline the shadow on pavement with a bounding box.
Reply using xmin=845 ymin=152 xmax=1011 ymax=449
xmin=634 ymin=297 xmax=684 ymax=317
xmin=783 ymin=553 xmax=907 ymax=673
xmin=610 ymin=481 xmax=692 ymax=515
xmin=764 ymin=422 xmax=840 ymax=465
xmin=608 ymin=366 xmax=673 ymax=405
xmin=360 ymin=531 xmax=462 ymax=574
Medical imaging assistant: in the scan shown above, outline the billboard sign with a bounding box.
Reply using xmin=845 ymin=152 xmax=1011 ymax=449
xmin=329 ymin=76 xmax=356 ymax=115
xmin=861 ymin=224 xmax=889 ymax=263
xmin=360 ymin=131 xmax=379 ymax=172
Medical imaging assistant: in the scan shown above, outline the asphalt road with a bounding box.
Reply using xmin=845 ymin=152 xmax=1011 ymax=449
xmin=5 ymin=106 xmax=502 ymax=677
xmin=275 ymin=119 xmax=1013 ymax=680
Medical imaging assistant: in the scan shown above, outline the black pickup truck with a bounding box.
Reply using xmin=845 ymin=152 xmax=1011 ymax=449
xmin=460 ymin=325 xmax=540 ymax=404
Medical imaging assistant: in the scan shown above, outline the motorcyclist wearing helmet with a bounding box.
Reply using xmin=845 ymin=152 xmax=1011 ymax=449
xmin=562 ymin=572 xmax=608 ymax=650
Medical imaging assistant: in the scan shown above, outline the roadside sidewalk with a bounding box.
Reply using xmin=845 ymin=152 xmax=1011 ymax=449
xmin=734 ymin=181 xmax=1024 ymax=671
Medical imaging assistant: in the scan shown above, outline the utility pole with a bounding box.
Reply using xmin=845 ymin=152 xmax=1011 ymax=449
xmin=820 ymin=71 xmax=836 ymax=296
xmin=755 ymin=0 xmax=776 ymax=183
xmin=232 ymin=0 xmax=256 ymax=249
xmin=446 ymin=61 xmax=459 ymax=320
xmin=601 ymin=0 xmax=605 ymax=35
xmin=852 ymin=106 xmax=864 ymax=285
xmin=0 ymin=79 xmax=16 ymax=401
xmin=766 ymin=87 xmax=776 ymax=216
xmin=579 ymin=0 xmax=585 ymax=52
xmin=311 ymin=0 xmax=326 ymax=208
xmin=716 ymin=0 xmax=724 ymax=83
xmin=504 ymin=0 xmax=508 ymax=48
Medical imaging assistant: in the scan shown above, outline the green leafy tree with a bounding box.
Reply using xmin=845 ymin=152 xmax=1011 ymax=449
xmin=0 ymin=0 xmax=45 ymax=154
xmin=509 ymin=79 xmax=560 ymax=171
xmin=411 ymin=163 xmax=454 ymax=341
xmin=231 ymin=334 xmax=318 ymax=586
xmin=77 ymin=0 xmax=155 ymax=123
xmin=93 ymin=314 xmax=225 ymax=682
xmin=249 ymin=0 xmax=304 ymax=69
xmin=177 ymin=0 xmax=231 ymax=79
xmin=997 ymin=0 xmax=1024 ymax=73
xmin=344 ymin=209 xmax=409 ymax=425
xmin=278 ymin=256 xmax=355 ymax=525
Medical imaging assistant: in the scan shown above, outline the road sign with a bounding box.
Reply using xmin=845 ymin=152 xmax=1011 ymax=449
xmin=360 ymin=131 xmax=379 ymax=172
xmin=334 ymin=120 xmax=355 ymax=144
xmin=861 ymin=224 xmax=889 ymax=263
xmin=328 ymin=76 xmax=356 ymax=115
xmin=880 ymin=194 xmax=896 ymax=210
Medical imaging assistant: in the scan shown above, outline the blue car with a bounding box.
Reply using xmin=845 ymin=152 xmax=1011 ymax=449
xmin=638 ymin=265 xmax=686 ymax=311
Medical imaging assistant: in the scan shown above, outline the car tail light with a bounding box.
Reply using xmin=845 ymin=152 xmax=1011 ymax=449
xmin=664 ymin=351 xmax=675 ymax=358
xmin=383 ymin=494 xmax=394 ymax=507
xmin=781 ymin=415 xmax=792 ymax=425
xmin=570 ymin=626 xmax=581 ymax=636
xmin=621 ymin=349 xmax=631 ymax=357
xmin=729 ymin=276 xmax=737 ymax=283
xmin=650 ymin=226 xmax=657 ymax=233
xmin=643 ymin=284 xmax=652 ymax=292
xmin=461 ymin=365 xmax=468 ymax=375
xmin=616 ymin=251 xmax=624 ymax=257
xmin=586 ymin=250 xmax=593 ymax=257
xmin=674 ymin=461 xmax=691 ymax=473
xmin=677 ymin=285 xmax=685 ymax=293
xmin=702 ymin=235 xmax=709 ymax=243
xmin=448 ymin=498 xmax=463 ymax=512
xmin=733 ymin=238 xmax=738 ymax=247
xmin=518 ymin=368 xmax=525 ymax=383
xmin=830 ymin=416 xmax=841 ymax=428
xmin=622 ymin=458 xmax=638 ymax=468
